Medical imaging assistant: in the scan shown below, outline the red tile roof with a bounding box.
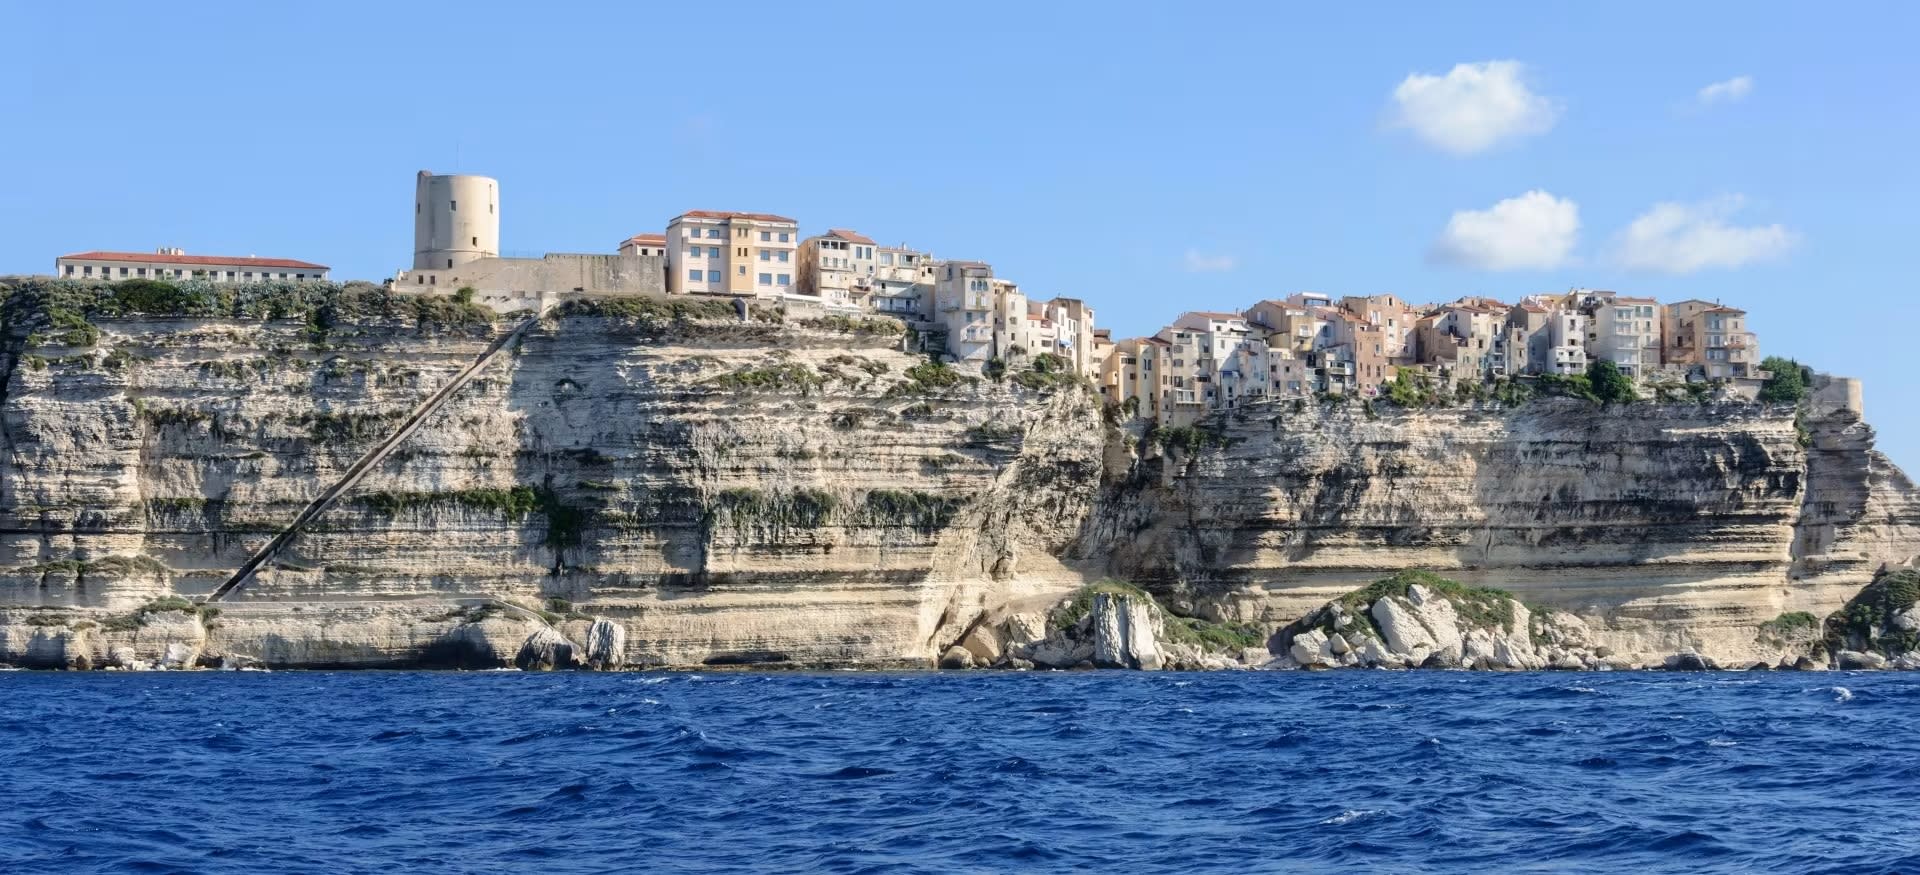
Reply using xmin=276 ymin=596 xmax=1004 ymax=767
xmin=824 ymin=228 xmax=876 ymax=245
xmin=624 ymin=233 xmax=666 ymax=245
xmin=59 ymin=251 xmax=328 ymax=270
xmin=676 ymin=210 xmax=798 ymax=224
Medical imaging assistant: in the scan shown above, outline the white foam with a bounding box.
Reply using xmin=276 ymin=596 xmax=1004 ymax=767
xmin=1318 ymin=809 xmax=1380 ymax=826
xmin=1832 ymin=686 xmax=1854 ymax=703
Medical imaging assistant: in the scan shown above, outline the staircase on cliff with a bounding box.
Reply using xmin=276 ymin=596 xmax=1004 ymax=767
xmin=205 ymin=308 xmax=550 ymax=603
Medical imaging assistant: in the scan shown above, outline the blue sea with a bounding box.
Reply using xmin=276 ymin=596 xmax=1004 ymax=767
xmin=2 ymin=671 xmax=1916 ymax=874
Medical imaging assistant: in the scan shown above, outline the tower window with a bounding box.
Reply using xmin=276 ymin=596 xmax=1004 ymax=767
xmin=471 ymin=237 xmax=477 ymax=246
xmin=451 ymin=200 xmax=457 ymax=211
xmin=447 ymin=259 xmax=453 ymax=268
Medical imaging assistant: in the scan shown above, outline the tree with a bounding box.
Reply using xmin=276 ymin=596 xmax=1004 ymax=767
xmin=453 ymin=285 xmax=476 ymax=305
xmin=1758 ymin=356 xmax=1809 ymax=404
xmin=1587 ymin=359 xmax=1636 ymax=404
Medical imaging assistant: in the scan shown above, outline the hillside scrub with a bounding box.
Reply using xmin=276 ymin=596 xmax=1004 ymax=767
xmin=1335 ymin=569 xmax=1520 ymax=635
xmin=1759 ymin=356 xmax=1811 ymax=404
xmin=0 ymin=278 xmax=496 ymax=345
xmin=1825 ymin=569 xmax=1920 ymax=657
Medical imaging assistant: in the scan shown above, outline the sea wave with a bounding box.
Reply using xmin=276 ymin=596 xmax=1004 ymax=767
xmin=1 ymin=672 xmax=1916 ymax=873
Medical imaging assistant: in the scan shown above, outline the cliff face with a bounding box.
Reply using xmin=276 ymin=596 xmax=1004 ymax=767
xmin=1 ymin=293 xmax=1917 ymax=669
xmin=1083 ymin=398 xmax=1920 ymax=666
xmin=0 ymin=302 xmax=1105 ymax=668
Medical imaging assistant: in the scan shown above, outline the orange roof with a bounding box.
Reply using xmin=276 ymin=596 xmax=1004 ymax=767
xmin=624 ymin=233 xmax=666 ymax=244
xmin=59 ymin=250 xmax=328 ymax=270
xmin=676 ymin=210 xmax=798 ymax=224
xmin=824 ymin=228 xmax=876 ymax=245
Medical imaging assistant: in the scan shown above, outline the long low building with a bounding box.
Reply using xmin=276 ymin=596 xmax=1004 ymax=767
xmin=57 ymin=248 xmax=330 ymax=282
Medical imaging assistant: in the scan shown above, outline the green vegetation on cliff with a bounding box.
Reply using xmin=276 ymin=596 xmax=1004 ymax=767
xmin=1047 ymin=579 xmax=1264 ymax=651
xmin=1759 ymin=356 xmax=1811 ymax=404
xmin=1335 ymin=569 xmax=1520 ymax=634
xmin=0 ymin=278 xmax=495 ymax=347
xmin=1825 ymin=568 xmax=1920 ymax=657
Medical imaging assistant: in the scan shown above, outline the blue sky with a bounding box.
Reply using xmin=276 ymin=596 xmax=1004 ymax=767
xmin=3 ymin=2 xmax=1917 ymax=464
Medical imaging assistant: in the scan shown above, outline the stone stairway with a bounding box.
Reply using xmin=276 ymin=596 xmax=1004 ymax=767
xmin=205 ymin=309 xmax=549 ymax=603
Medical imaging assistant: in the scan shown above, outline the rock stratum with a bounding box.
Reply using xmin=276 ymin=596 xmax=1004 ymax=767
xmin=3 ymin=280 xmax=1918 ymax=671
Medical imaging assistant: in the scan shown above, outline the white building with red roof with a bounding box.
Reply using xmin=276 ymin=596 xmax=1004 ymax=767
xmin=56 ymin=248 xmax=329 ymax=283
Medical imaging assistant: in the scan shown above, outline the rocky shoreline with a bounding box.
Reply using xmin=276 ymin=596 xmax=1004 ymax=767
xmin=9 ymin=568 xmax=1917 ymax=673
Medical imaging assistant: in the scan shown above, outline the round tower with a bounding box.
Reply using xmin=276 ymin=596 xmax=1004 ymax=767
xmin=413 ymin=170 xmax=499 ymax=270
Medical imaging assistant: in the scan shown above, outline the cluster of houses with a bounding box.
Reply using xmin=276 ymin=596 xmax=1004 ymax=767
xmin=1099 ymin=291 xmax=1761 ymax=425
xmin=50 ymin=170 xmax=1765 ymax=426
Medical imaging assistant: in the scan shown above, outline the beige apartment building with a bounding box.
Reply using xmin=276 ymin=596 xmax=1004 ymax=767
xmin=57 ymin=248 xmax=330 ymax=282
xmin=1664 ymin=300 xmax=1760 ymax=379
xmin=1574 ymin=291 xmax=1663 ymax=378
xmin=666 ymin=210 xmax=799 ymax=297
xmin=935 ymin=261 xmax=997 ymax=362
xmin=1340 ymin=294 xmax=1418 ymax=364
xmin=869 ymin=244 xmax=938 ymax=320
xmin=795 ymin=228 xmax=877 ymax=311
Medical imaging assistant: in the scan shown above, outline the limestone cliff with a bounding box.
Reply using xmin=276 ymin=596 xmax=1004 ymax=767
xmin=2 ymin=279 xmax=1917 ymax=669
xmin=1082 ymin=397 xmax=1920 ymax=667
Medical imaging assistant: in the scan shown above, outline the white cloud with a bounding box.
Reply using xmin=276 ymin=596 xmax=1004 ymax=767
xmin=1612 ymin=196 xmax=1798 ymax=274
xmin=1429 ymin=190 xmax=1580 ymax=271
xmin=1389 ymin=61 xmax=1559 ymax=156
xmin=1182 ymin=249 xmax=1237 ymax=273
xmin=1696 ymin=75 xmax=1754 ymax=105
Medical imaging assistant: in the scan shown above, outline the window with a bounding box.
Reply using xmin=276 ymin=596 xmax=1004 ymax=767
xmin=759 ymin=272 xmax=773 ymax=285
xmin=759 ymin=250 xmax=771 ymax=261
xmin=447 ymin=259 xmax=453 ymax=268
xmin=709 ymin=247 xmax=721 ymax=258
xmin=778 ymin=232 xmax=790 ymax=242
xmin=688 ymin=269 xmax=702 ymax=281
xmin=451 ymin=200 xmax=457 ymax=211
xmin=736 ymin=228 xmax=747 ymax=238
xmin=686 ymin=248 xmax=700 ymax=259
xmin=737 ymin=266 xmax=745 ymax=276
xmin=707 ymin=270 xmax=721 ymax=282
xmin=777 ymin=274 xmax=790 ymax=286
xmin=706 ymin=229 xmax=722 ymax=239
xmin=736 ymin=247 xmax=746 ymax=257
xmin=760 ymin=231 xmax=771 ymax=242
xmin=777 ymin=251 xmax=790 ymax=263
xmin=471 ymin=236 xmax=477 ymax=246
xmin=79 ymin=265 xmax=89 ymax=276
xmin=879 ymin=253 xmax=893 ymax=266
xmin=136 ymin=267 xmax=146 ymax=276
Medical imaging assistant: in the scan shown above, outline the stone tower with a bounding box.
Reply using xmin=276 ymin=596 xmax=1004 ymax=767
xmin=412 ymin=170 xmax=499 ymax=270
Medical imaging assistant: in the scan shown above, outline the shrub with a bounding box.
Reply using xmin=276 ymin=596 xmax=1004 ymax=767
xmin=1335 ymin=570 xmax=1519 ymax=635
xmin=703 ymin=363 xmax=825 ymax=395
xmin=859 ymin=489 xmax=965 ymax=531
xmin=886 ymin=360 xmax=970 ymax=397
xmin=1825 ymin=568 xmax=1920 ymax=657
xmin=1759 ymin=356 xmax=1811 ymax=404
xmin=1758 ymin=611 xmax=1820 ymax=643
xmin=1587 ymin=360 xmax=1636 ymax=404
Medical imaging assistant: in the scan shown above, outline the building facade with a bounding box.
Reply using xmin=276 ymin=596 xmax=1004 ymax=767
xmin=666 ymin=210 xmax=800 ymax=297
xmin=618 ymin=234 xmax=668 ymax=257
xmin=795 ymin=228 xmax=877 ymax=311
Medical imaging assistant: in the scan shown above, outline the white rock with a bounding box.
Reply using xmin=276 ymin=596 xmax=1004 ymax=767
xmin=584 ymin=618 xmax=626 ymax=670
xmin=1289 ymin=629 xmax=1330 ymax=666
xmin=1090 ymin=593 xmax=1163 ymax=670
